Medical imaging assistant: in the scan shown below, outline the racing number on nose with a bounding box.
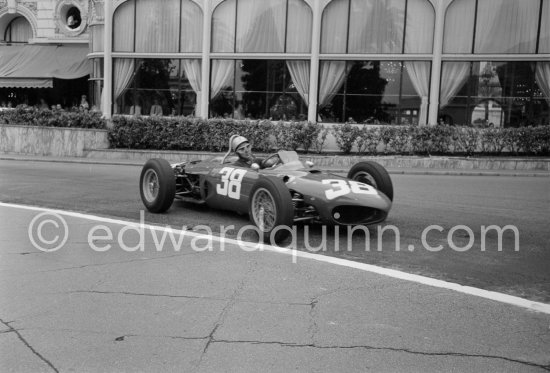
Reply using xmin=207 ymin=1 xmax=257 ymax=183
xmin=217 ymin=167 xmax=246 ymax=199
xmin=323 ymin=179 xmax=375 ymax=200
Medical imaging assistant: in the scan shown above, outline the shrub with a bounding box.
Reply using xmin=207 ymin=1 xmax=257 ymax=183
xmin=380 ymin=126 xmax=411 ymax=154
xmin=453 ymin=126 xmax=479 ymax=156
xmin=0 ymin=105 xmax=106 ymax=129
xmin=356 ymin=126 xmax=380 ymax=154
xmin=332 ymin=122 xmax=359 ymax=154
xmin=312 ymin=125 xmax=330 ymax=154
xmin=479 ymin=127 xmax=506 ymax=154
xmin=106 ymin=115 xmax=549 ymax=156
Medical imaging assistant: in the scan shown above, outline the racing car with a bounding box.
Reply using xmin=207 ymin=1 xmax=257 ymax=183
xmin=139 ymin=151 xmax=393 ymax=243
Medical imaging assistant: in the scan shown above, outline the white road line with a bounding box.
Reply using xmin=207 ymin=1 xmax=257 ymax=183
xmin=2 ymin=201 xmax=549 ymax=315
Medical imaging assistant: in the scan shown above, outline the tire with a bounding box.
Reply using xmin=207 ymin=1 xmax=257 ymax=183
xmin=347 ymin=161 xmax=394 ymax=201
xmin=249 ymin=178 xmax=294 ymax=244
xmin=140 ymin=158 xmax=176 ymax=213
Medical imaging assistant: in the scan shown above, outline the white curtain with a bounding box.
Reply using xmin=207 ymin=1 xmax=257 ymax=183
xmin=286 ymin=0 xmax=312 ymax=53
xmin=286 ymin=61 xmax=310 ymax=105
xmin=443 ymin=0 xmax=475 ymax=53
xmin=404 ymin=0 xmax=434 ymax=53
xmin=349 ymin=0 xmax=404 ymax=53
xmin=320 ymin=0 xmax=348 ymax=53
xmin=113 ymin=59 xmax=135 ymax=103
xmin=135 ymin=0 xmax=180 ymax=52
xmin=8 ymin=16 xmax=33 ymax=42
xmin=180 ymin=0 xmax=203 ymax=52
xmin=210 ymin=60 xmax=234 ymax=99
xmin=182 ymin=60 xmax=202 ymax=115
xmin=440 ymin=62 xmax=470 ymax=108
xmin=535 ymin=62 xmax=550 ymax=105
xmin=475 ymin=0 xmax=539 ymax=53
xmin=404 ymin=61 xmax=430 ymax=125
xmin=318 ymin=61 xmax=347 ymax=108
xmin=540 ymin=0 xmax=550 ymax=53
xmin=211 ymin=0 xmax=236 ymax=52
xmin=236 ymin=0 xmax=286 ymax=52
xmin=113 ymin=0 xmax=135 ymax=52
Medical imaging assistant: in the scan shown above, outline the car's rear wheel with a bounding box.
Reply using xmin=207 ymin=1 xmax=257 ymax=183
xmin=347 ymin=161 xmax=393 ymax=201
xmin=249 ymin=178 xmax=294 ymax=244
xmin=140 ymin=159 xmax=176 ymax=213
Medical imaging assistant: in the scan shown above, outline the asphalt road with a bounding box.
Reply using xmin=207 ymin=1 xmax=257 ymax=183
xmin=0 ymin=159 xmax=549 ymax=304
xmin=1 ymin=204 xmax=549 ymax=372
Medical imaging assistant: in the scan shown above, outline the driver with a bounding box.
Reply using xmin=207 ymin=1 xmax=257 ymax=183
xmin=225 ymin=135 xmax=263 ymax=168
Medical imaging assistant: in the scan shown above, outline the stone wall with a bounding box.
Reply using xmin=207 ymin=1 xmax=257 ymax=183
xmin=0 ymin=124 xmax=109 ymax=157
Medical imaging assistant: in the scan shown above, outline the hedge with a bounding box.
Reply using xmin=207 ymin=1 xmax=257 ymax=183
xmin=2 ymin=108 xmax=548 ymax=155
xmin=0 ymin=105 xmax=107 ymax=129
xmin=108 ymin=115 xmax=330 ymax=154
xmin=109 ymin=115 xmax=549 ymax=156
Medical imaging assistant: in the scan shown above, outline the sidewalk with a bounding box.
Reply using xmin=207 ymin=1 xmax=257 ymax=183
xmin=1 ymin=151 xmax=549 ymax=177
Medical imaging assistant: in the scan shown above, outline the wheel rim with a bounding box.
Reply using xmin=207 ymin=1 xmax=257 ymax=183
xmin=142 ymin=169 xmax=159 ymax=202
xmin=352 ymin=171 xmax=378 ymax=189
xmin=251 ymin=188 xmax=277 ymax=232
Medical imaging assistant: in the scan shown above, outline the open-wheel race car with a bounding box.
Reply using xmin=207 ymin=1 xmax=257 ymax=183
xmin=139 ymin=151 xmax=393 ymax=243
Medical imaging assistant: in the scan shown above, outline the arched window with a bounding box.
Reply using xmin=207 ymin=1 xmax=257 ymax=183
xmin=113 ymin=0 xmax=202 ymax=53
xmin=4 ymin=16 xmax=33 ymax=43
xmin=211 ymin=0 xmax=312 ymax=53
xmin=445 ymin=0 xmax=544 ymax=54
xmin=321 ymin=0 xmax=434 ymax=54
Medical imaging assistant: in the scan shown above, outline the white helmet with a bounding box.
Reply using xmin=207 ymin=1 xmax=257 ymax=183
xmin=221 ymin=135 xmax=249 ymax=164
xmin=230 ymin=135 xmax=249 ymax=151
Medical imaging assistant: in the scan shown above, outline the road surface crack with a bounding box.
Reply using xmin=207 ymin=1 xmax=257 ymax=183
xmin=209 ymin=339 xmax=550 ymax=371
xmin=71 ymin=290 xmax=225 ymax=301
xmin=36 ymin=252 xmax=201 ymax=273
xmin=196 ymin=260 xmax=257 ymax=368
xmin=0 ymin=318 xmax=59 ymax=373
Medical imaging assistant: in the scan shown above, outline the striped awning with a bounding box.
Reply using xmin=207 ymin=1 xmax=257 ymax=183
xmin=0 ymin=44 xmax=90 ymax=88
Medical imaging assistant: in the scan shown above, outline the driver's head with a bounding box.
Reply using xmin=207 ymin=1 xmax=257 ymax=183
xmin=230 ymin=135 xmax=253 ymax=161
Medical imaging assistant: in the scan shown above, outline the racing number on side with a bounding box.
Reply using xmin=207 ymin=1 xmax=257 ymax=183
xmin=322 ymin=179 xmax=375 ymax=200
xmin=216 ymin=167 xmax=246 ymax=199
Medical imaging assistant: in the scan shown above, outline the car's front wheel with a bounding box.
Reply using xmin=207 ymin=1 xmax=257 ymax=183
xmin=347 ymin=161 xmax=394 ymax=201
xmin=249 ymin=178 xmax=294 ymax=244
xmin=140 ymin=158 xmax=176 ymax=213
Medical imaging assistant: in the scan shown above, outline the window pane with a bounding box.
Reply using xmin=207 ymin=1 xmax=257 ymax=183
xmin=475 ymin=0 xmax=539 ymax=53
xmin=135 ymin=0 xmax=180 ymax=52
xmin=321 ymin=0 xmax=349 ymax=54
xmin=348 ymin=0 xmax=405 ymax=54
xmin=210 ymin=59 xmax=307 ymax=120
xmin=180 ymin=0 xmax=203 ymax=52
xmin=539 ymin=0 xmax=550 ymax=53
xmin=237 ymin=60 xmax=268 ymax=118
xmin=404 ymin=0 xmax=434 ymax=53
xmin=443 ymin=0 xmax=475 ymax=53
xmin=113 ymin=0 xmax=135 ymax=52
xmin=133 ymin=59 xmax=177 ymax=114
xmin=236 ymin=0 xmax=286 ymax=52
xmin=440 ymin=61 xmax=548 ymax=127
xmin=212 ymin=0 xmax=236 ymax=52
xmin=347 ymin=61 xmax=402 ymax=123
xmin=286 ymin=0 xmax=313 ymax=53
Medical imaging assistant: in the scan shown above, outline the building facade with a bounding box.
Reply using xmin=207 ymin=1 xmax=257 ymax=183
xmin=2 ymin=0 xmax=549 ymax=127
xmin=0 ymin=0 xmax=91 ymax=108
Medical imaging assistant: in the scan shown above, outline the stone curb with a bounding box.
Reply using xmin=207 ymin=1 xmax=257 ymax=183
xmin=85 ymin=149 xmax=550 ymax=172
xmin=1 ymin=152 xmax=548 ymax=177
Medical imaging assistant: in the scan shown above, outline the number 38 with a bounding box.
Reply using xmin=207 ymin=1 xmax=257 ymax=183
xmin=216 ymin=167 xmax=246 ymax=199
xmin=322 ymin=179 xmax=375 ymax=200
